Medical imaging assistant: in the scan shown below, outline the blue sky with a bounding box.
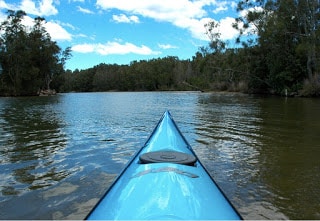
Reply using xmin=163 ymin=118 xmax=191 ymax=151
xmin=0 ymin=0 xmax=243 ymax=71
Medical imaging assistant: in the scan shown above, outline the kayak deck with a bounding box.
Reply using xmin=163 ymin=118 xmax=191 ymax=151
xmin=86 ymin=111 xmax=242 ymax=220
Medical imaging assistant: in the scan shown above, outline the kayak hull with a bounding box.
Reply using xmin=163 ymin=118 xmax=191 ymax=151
xmin=86 ymin=111 xmax=242 ymax=220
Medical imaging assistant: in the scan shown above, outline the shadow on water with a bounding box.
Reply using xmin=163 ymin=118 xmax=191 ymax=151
xmin=255 ymin=97 xmax=320 ymax=220
xmin=194 ymin=93 xmax=320 ymax=220
xmin=0 ymin=96 xmax=68 ymax=196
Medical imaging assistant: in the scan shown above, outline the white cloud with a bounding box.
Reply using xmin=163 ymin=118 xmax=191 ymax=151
xmin=74 ymin=33 xmax=88 ymax=38
xmin=72 ymin=43 xmax=94 ymax=53
xmin=237 ymin=6 xmax=263 ymax=36
xmin=96 ymin=0 xmax=207 ymax=21
xmin=0 ymin=0 xmax=10 ymax=9
xmin=69 ymin=0 xmax=84 ymax=2
xmin=112 ymin=14 xmax=139 ymax=23
xmin=201 ymin=17 xmax=240 ymax=41
xmin=129 ymin=15 xmax=139 ymax=23
xmin=239 ymin=6 xmax=264 ymax=17
xmin=20 ymin=0 xmax=58 ymax=16
xmin=96 ymin=0 xmax=239 ymax=41
xmin=54 ymin=20 xmax=77 ymax=31
xmin=218 ymin=17 xmax=239 ymax=40
xmin=0 ymin=0 xmax=59 ymax=16
xmin=212 ymin=1 xmax=228 ymax=14
xmin=230 ymin=1 xmax=238 ymax=10
xmin=21 ymin=16 xmax=72 ymax=41
xmin=0 ymin=6 xmax=72 ymax=42
xmin=72 ymin=41 xmax=161 ymax=56
xmin=175 ymin=17 xmax=212 ymax=40
xmin=77 ymin=6 xmax=94 ymax=14
xmin=158 ymin=44 xmax=178 ymax=49
xmin=45 ymin=21 xmax=72 ymax=41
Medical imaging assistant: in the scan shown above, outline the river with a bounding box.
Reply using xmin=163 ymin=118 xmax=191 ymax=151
xmin=0 ymin=92 xmax=319 ymax=219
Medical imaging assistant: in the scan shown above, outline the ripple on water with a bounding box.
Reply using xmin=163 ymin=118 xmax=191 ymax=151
xmin=1 ymin=93 xmax=320 ymax=219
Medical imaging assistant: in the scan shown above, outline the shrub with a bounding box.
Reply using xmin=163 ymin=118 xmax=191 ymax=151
xmin=299 ymin=75 xmax=320 ymax=97
xmin=228 ymin=81 xmax=248 ymax=93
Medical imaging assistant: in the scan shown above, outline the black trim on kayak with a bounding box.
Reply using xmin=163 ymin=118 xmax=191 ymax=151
xmin=85 ymin=110 xmax=243 ymax=220
xmin=164 ymin=111 xmax=243 ymax=220
xmin=163 ymin=111 xmax=243 ymax=220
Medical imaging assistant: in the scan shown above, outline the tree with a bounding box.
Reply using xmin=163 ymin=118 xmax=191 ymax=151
xmin=232 ymin=0 xmax=319 ymax=94
xmin=0 ymin=10 xmax=72 ymax=96
xmin=204 ymin=20 xmax=226 ymax=54
xmin=0 ymin=10 xmax=27 ymax=95
xmin=296 ymin=0 xmax=320 ymax=80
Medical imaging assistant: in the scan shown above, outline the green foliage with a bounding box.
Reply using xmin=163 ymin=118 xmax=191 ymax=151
xmin=0 ymin=10 xmax=71 ymax=96
xmin=56 ymin=49 xmax=252 ymax=93
xmin=232 ymin=0 xmax=319 ymax=95
xmin=55 ymin=0 xmax=319 ymax=96
xmin=58 ymin=57 xmax=194 ymax=92
xmin=5 ymin=0 xmax=316 ymax=96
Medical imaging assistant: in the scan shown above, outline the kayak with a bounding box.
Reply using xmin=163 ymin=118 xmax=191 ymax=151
xmin=86 ymin=111 xmax=242 ymax=220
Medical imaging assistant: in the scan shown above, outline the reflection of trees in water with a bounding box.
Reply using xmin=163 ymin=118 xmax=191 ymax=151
xmin=256 ymin=98 xmax=320 ymax=220
xmin=195 ymin=94 xmax=320 ymax=219
xmin=0 ymin=96 xmax=68 ymax=196
xmin=196 ymin=93 xmax=320 ymax=219
xmin=198 ymin=95 xmax=320 ymax=219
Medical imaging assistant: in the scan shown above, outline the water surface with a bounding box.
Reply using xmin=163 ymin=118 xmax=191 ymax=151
xmin=0 ymin=92 xmax=319 ymax=219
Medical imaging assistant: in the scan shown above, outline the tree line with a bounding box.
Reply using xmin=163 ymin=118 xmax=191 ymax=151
xmin=1 ymin=0 xmax=320 ymax=97
xmin=56 ymin=0 xmax=320 ymax=96
xmin=54 ymin=53 xmax=248 ymax=93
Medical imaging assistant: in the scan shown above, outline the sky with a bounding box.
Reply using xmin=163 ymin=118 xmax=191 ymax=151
xmin=0 ymin=0 xmax=243 ymax=71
